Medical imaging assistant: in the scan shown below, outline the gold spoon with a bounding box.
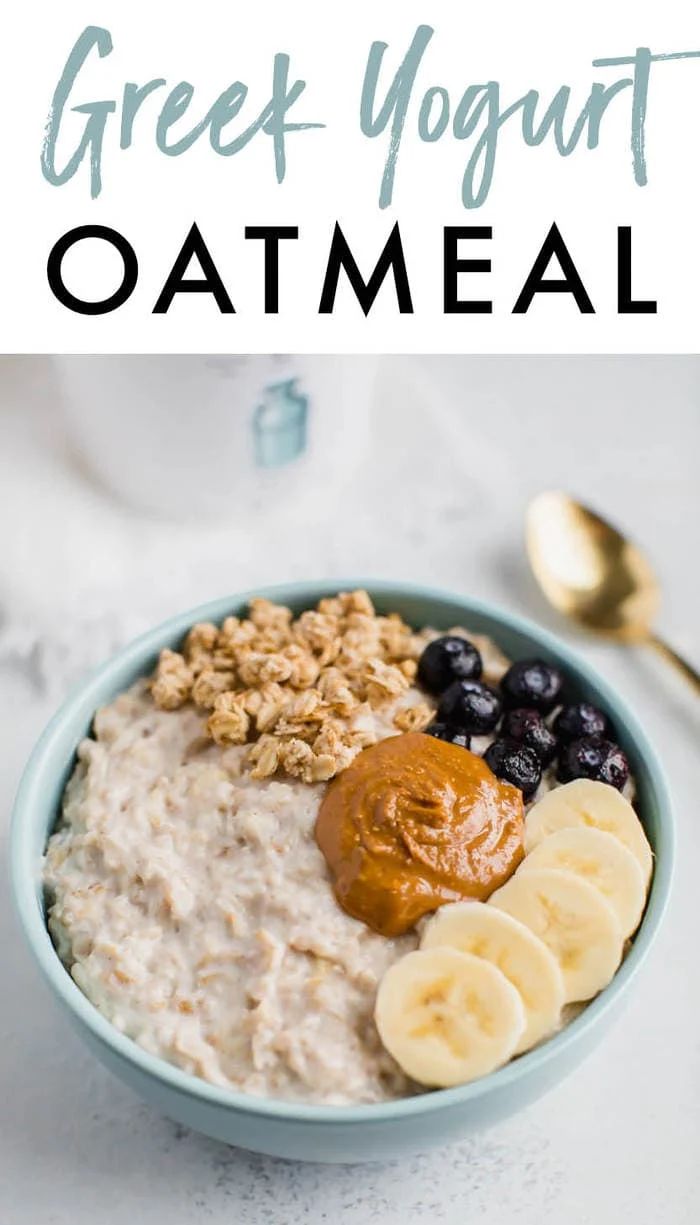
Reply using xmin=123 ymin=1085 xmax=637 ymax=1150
xmin=526 ymin=490 xmax=700 ymax=694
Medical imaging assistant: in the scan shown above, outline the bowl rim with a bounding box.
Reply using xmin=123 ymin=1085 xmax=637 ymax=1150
xmin=10 ymin=578 xmax=675 ymax=1125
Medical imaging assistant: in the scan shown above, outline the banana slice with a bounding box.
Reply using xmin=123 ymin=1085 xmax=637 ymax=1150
xmin=374 ymin=948 xmax=525 ymax=1087
xmin=489 ymin=867 xmax=623 ymax=1003
xmin=421 ymin=902 xmax=564 ymax=1054
xmin=519 ymin=826 xmax=646 ymax=938
xmin=524 ymin=780 xmax=653 ymax=887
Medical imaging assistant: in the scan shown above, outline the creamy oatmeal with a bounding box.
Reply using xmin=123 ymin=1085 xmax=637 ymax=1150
xmin=44 ymin=591 xmax=645 ymax=1102
xmin=45 ymin=684 xmax=419 ymax=1102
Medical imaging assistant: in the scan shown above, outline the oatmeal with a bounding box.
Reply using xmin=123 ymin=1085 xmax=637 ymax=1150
xmin=45 ymin=683 xmax=420 ymax=1102
xmin=44 ymin=591 xmax=646 ymax=1102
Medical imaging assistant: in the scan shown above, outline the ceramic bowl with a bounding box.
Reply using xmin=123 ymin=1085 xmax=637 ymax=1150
xmin=10 ymin=581 xmax=674 ymax=1163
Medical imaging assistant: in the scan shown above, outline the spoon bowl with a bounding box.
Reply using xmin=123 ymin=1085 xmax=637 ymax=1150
xmin=526 ymin=491 xmax=699 ymax=691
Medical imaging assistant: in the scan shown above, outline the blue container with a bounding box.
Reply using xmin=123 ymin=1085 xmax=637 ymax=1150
xmin=10 ymin=581 xmax=674 ymax=1163
xmin=253 ymin=378 xmax=309 ymax=468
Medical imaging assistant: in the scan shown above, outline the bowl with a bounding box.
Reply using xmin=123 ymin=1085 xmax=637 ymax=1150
xmin=10 ymin=581 xmax=674 ymax=1163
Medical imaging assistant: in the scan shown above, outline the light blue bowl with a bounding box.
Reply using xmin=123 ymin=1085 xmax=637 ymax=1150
xmin=10 ymin=581 xmax=674 ymax=1163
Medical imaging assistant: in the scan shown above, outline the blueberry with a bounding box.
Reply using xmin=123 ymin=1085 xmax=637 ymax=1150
xmin=501 ymin=659 xmax=564 ymax=714
xmin=484 ymin=739 xmax=542 ymax=800
xmin=424 ymin=722 xmax=471 ymax=750
xmin=417 ymin=635 xmax=483 ymax=695
xmin=554 ymin=702 xmax=610 ymax=744
xmin=501 ymin=708 xmax=558 ymax=767
xmin=557 ymin=736 xmax=629 ymax=791
xmin=437 ymin=679 xmax=502 ymax=735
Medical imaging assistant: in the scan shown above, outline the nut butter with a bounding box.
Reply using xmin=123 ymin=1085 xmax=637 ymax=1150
xmin=315 ymin=732 xmax=525 ymax=937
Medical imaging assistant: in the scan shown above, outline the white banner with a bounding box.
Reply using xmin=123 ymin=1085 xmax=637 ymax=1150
xmin=1 ymin=0 xmax=699 ymax=352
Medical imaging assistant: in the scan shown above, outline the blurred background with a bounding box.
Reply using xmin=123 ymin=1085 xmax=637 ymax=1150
xmin=1 ymin=355 xmax=698 ymax=1224
xmin=1 ymin=355 xmax=696 ymax=726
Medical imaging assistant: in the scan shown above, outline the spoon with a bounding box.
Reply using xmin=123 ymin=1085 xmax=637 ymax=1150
xmin=526 ymin=490 xmax=700 ymax=694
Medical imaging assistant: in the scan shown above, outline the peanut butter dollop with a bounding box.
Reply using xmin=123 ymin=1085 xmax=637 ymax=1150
xmin=315 ymin=732 xmax=525 ymax=937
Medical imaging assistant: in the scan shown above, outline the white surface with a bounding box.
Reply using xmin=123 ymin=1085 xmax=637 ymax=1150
xmin=1 ymin=355 xmax=698 ymax=1224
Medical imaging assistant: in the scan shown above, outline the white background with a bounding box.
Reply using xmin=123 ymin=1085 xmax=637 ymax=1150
xmin=0 ymin=355 xmax=698 ymax=1223
xmin=1 ymin=1 xmax=700 ymax=351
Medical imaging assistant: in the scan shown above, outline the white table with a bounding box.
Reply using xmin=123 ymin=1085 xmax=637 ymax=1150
xmin=1 ymin=356 xmax=698 ymax=1224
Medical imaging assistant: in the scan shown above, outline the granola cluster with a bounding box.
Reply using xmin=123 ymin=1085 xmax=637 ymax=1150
xmin=150 ymin=591 xmax=434 ymax=783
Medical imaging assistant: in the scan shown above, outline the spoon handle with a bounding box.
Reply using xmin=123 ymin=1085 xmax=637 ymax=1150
xmin=647 ymin=634 xmax=700 ymax=695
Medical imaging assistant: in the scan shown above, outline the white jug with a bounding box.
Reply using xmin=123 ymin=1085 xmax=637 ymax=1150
xmin=56 ymin=355 xmax=375 ymax=518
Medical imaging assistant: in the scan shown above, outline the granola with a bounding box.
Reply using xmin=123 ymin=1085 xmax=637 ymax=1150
xmin=150 ymin=590 xmax=430 ymax=783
